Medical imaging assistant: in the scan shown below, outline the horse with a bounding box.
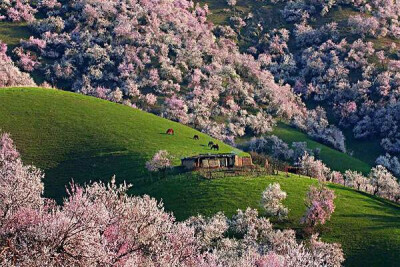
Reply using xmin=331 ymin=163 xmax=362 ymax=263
xmin=193 ymin=135 xmax=199 ymax=140
xmin=208 ymin=141 xmax=214 ymax=147
xmin=166 ymin=128 xmax=174 ymax=135
xmin=211 ymin=144 xmax=219 ymax=151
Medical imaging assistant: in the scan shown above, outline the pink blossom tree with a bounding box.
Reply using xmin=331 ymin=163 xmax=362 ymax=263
xmin=21 ymin=36 xmax=47 ymax=51
xmin=301 ymin=184 xmax=336 ymax=230
xmin=329 ymin=171 xmax=344 ymax=185
xmin=227 ymin=0 xmax=237 ymax=8
xmin=163 ymin=96 xmax=189 ymax=125
xmin=13 ymin=47 xmax=40 ymax=72
xmin=310 ymin=234 xmax=345 ymax=266
xmin=2 ymin=0 xmax=37 ymax=22
xmin=227 ymin=0 xmax=237 ymax=6
xmin=143 ymin=93 xmax=157 ymax=106
xmin=344 ymin=170 xmax=368 ymax=191
xmin=0 ymin=41 xmax=36 ymax=87
xmin=348 ymin=15 xmax=380 ymax=37
xmin=299 ymin=153 xmax=331 ymax=182
xmin=38 ymin=0 xmax=61 ymax=10
xmin=368 ymin=165 xmax=399 ymax=200
xmin=1 ymin=178 xmax=202 ymax=266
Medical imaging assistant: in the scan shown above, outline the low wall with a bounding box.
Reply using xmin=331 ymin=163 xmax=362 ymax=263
xmin=242 ymin=157 xmax=253 ymax=166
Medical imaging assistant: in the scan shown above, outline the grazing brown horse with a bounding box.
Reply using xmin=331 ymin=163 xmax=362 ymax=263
xmin=193 ymin=135 xmax=199 ymax=140
xmin=208 ymin=141 xmax=214 ymax=147
xmin=211 ymin=144 xmax=219 ymax=151
xmin=166 ymin=128 xmax=174 ymax=135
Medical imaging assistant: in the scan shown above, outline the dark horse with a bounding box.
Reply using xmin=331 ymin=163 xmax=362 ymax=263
xmin=211 ymin=144 xmax=219 ymax=151
xmin=208 ymin=141 xmax=214 ymax=147
xmin=193 ymin=135 xmax=199 ymax=140
xmin=166 ymin=128 xmax=174 ymax=135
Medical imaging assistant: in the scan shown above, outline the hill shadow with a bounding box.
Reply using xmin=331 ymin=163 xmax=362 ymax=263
xmin=339 ymin=213 xmax=400 ymax=230
xmin=44 ymin=150 xmax=150 ymax=203
xmin=328 ymin=184 xmax=400 ymax=210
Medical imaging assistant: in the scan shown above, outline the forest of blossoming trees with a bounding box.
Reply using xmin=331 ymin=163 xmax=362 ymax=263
xmin=2 ymin=0 xmax=400 ymax=167
xmin=1 ymin=0 xmax=399 ymax=207
xmin=2 ymin=0 xmax=400 ymax=159
xmin=0 ymin=0 xmax=346 ymax=149
xmin=231 ymin=0 xmax=400 ymax=170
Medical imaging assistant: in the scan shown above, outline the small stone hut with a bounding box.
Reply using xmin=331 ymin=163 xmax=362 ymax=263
xmin=181 ymin=153 xmax=253 ymax=170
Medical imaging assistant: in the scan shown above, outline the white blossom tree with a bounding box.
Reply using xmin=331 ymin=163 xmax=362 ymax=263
xmin=0 ymin=132 xmax=44 ymax=220
xmin=369 ymin=165 xmax=399 ymax=200
xmin=344 ymin=170 xmax=368 ymax=190
xmin=145 ymin=150 xmax=173 ymax=176
xmin=261 ymin=183 xmax=289 ymax=220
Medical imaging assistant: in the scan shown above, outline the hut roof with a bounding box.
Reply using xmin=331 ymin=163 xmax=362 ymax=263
xmin=181 ymin=153 xmax=237 ymax=161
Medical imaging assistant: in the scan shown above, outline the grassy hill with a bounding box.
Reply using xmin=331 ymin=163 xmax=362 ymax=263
xmin=1 ymin=87 xmax=400 ymax=266
xmin=0 ymin=87 xmax=244 ymax=201
xmin=271 ymin=122 xmax=373 ymax=174
xmin=137 ymin=174 xmax=400 ymax=267
xmin=1 ymin=6 xmax=399 ymax=266
xmin=0 ymin=21 xmax=31 ymax=49
xmin=237 ymin=122 xmax=373 ymax=174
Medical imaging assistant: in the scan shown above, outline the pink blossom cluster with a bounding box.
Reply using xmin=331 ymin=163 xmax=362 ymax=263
xmin=0 ymin=41 xmax=36 ymax=87
xmin=13 ymin=47 xmax=40 ymax=72
xmin=38 ymin=0 xmax=61 ymax=9
xmin=21 ymin=36 xmax=47 ymax=51
xmin=329 ymin=171 xmax=345 ymax=185
xmin=2 ymin=0 xmax=37 ymax=22
xmin=20 ymin=0 xmax=304 ymax=144
xmin=244 ymin=1 xmax=400 ymax=155
xmin=299 ymin=152 xmax=331 ymax=182
xmin=301 ymin=184 xmax=336 ymax=227
xmin=345 ymin=166 xmax=400 ymax=202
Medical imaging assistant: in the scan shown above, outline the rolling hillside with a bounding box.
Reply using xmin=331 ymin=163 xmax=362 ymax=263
xmin=0 ymin=87 xmax=244 ymax=201
xmin=137 ymin=175 xmax=400 ymax=267
xmin=198 ymin=0 xmax=391 ymax=173
xmin=0 ymin=2 xmax=379 ymax=175
xmin=271 ymin=123 xmax=373 ymax=174
xmin=237 ymin=123 xmax=373 ymax=174
xmin=0 ymin=87 xmax=399 ymax=266
xmin=1 ymin=1 xmax=400 ymax=265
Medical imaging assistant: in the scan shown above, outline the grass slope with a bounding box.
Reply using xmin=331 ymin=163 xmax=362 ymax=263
xmin=0 ymin=87 xmax=244 ymax=201
xmin=1 ymin=87 xmax=399 ymax=266
xmin=137 ymin=174 xmax=400 ymax=267
xmin=0 ymin=21 xmax=31 ymax=49
xmin=271 ymin=122 xmax=372 ymax=174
